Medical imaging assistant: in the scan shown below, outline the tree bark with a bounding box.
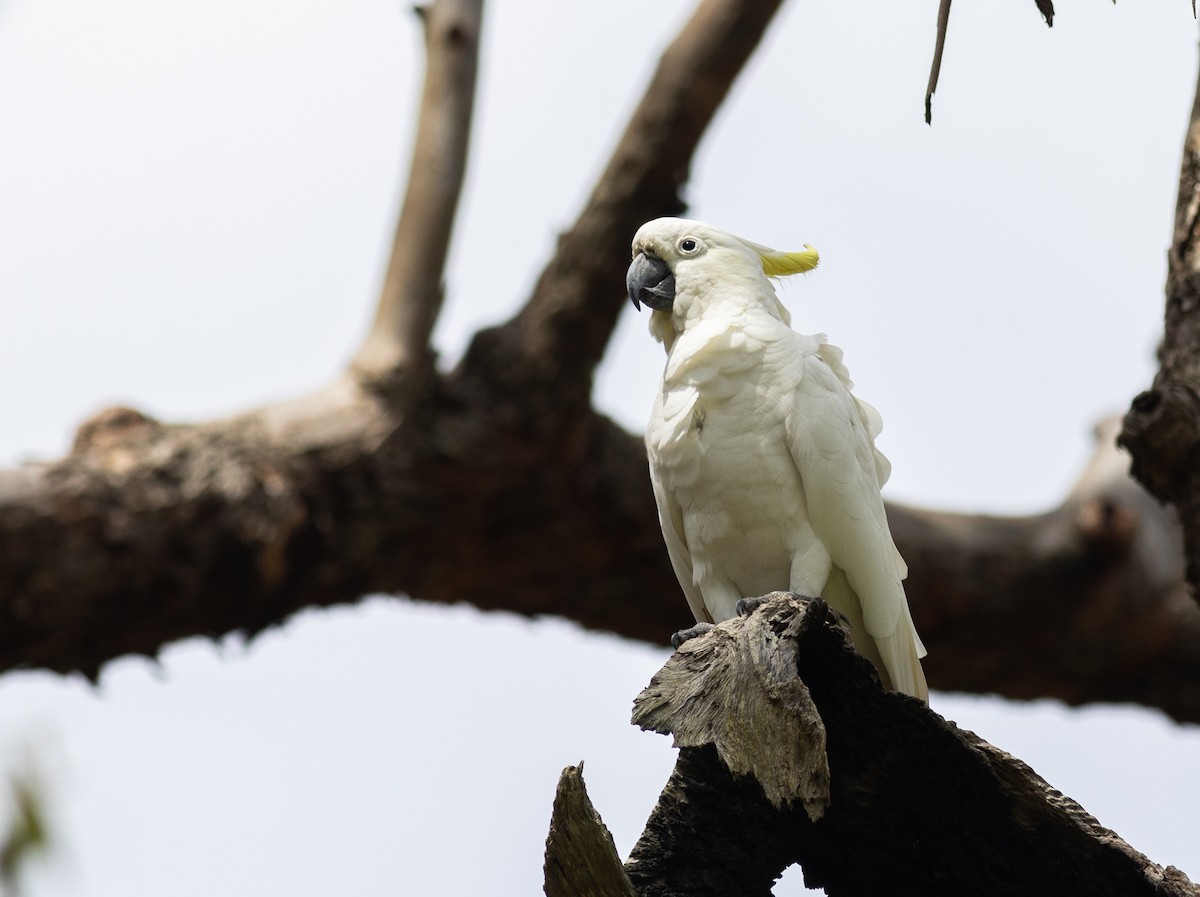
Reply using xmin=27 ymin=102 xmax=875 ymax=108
xmin=543 ymin=763 xmax=639 ymax=897
xmin=554 ymin=595 xmax=1198 ymax=897
xmin=1122 ymin=57 xmax=1200 ymax=598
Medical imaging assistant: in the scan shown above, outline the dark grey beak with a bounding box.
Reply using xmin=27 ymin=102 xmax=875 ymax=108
xmin=627 ymin=252 xmax=675 ymax=312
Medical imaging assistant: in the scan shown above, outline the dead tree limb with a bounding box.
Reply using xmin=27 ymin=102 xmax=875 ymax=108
xmin=924 ymin=0 xmax=1055 ymax=123
xmin=493 ymin=0 xmax=787 ymax=400
xmin=1122 ymin=57 xmax=1200 ymax=598
xmin=924 ymin=0 xmax=952 ymax=124
xmin=607 ymin=595 xmax=1198 ymax=897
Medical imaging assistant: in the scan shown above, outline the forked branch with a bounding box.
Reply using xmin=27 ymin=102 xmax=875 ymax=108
xmin=472 ymin=0 xmax=788 ymax=402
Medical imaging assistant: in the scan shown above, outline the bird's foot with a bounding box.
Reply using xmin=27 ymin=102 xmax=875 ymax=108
xmin=734 ymin=595 xmax=770 ymax=617
xmin=734 ymin=591 xmax=795 ymax=617
xmin=670 ymin=623 xmax=715 ymax=650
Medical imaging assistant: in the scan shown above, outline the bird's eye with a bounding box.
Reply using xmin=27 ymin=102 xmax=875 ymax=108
xmin=680 ymin=238 xmax=698 ymax=253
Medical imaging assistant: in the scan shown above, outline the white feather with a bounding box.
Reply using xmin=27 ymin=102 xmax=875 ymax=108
xmin=637 ymin=218 xmax=928 ymax=701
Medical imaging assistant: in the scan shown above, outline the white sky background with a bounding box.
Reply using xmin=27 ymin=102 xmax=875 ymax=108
xmin=0 ymin=1 xmax=1198 ymax=894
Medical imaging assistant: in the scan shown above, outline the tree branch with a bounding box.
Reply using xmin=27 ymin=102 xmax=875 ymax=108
xmin=350 ymin=0 xmax=482 ymax=395
xmin=2 ymin=392 xmax=1197 ymax=728
xmin=925 ymin=0 xmax=1056 ymax=124
xmin=616 ymin=595 xmax=1197 ymax=896
xmin=1 ymin=0 xmax=1197 ymax=733
xmin=924 ymin=0 xmax=951 ymax=125
xmin=1121 ymin=55 xmax=1200 ymax=597
xmin=462 ymin=0 xmax=787 ymax=406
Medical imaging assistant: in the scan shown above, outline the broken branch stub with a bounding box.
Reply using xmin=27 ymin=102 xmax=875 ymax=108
xmin=543 ymin=763 xmax=637 ymax=897
xmin=631 ymin=592 xmax=832 ymax=821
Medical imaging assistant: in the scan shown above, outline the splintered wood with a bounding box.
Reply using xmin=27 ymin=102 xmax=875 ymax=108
xmin=632 ymin=593 xmax=831 ymax=821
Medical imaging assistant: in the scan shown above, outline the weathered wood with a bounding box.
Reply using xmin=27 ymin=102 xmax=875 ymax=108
xmin=624 ymin=595 xmax=1199 ymax=897
xmin=632 ymin=592 xmax=830 ymax=821
xmin=1122 ymin=57 xmax=1200 ymax=598
xmin=543 ymin=764 xmax=638 ymax=897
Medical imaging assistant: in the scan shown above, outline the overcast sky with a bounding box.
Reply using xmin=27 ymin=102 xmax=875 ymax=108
xmin=1 ymin=1 xmax=1198 ymax=894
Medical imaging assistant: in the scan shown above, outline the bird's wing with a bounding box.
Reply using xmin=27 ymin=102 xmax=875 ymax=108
xmin=648 ymin=466 xmax=712 ymax=625
xmin=645 ymin=386 xmax=713 ymax=625
xmin=784 ymin=341 xmax=928 ymax=700
xmin=782 ymin=337 xmax=917 ymax=648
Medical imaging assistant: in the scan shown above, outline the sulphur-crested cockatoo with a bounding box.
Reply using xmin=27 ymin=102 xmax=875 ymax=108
xmin=627 ymin=217 xmax=928 ymax=701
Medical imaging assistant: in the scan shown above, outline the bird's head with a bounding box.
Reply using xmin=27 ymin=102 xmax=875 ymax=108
xmin=626 ymin=218 xmax=819 ymax=342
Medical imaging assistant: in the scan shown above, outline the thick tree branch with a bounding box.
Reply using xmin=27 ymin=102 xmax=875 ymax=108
xmin=904 ymin=418 xmax=1199 ymax=721
xmin=2 ymin=385 xmax=1197 ymax=727
xmin=1122 ymin=56 xmax=1200 ymax=597
xmin=464 ymin=0 xmax=787 ymax=406
xmin=350 ymin=0 xmax=482 ymax=394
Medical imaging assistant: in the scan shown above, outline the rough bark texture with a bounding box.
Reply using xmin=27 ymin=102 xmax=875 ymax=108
xmin=1122 ymin=60 xmax=1200 ymax=597
xmin=4 ymin=392 xmax=1195 ymax=724
xmin=543 ymin=764 xmax=638 ymax=897
xmin=619 ymin=596 xmax=1198 ymax=897
xmin=632 ymin=591 xmax=831 ymax=821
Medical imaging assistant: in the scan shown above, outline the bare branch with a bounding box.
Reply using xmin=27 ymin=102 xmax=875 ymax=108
xmin=925 ymin=0 xmax=951 ymax=125
xmin=462 ymin=0 xmax=787 ymax=405
xmin=350 ymin=0 xmax=483 ymax=394
xmin=925 ymin=0 xmax=1056 ymax=124
xmin=1121 ymin=54 xmax=1200 ymax=597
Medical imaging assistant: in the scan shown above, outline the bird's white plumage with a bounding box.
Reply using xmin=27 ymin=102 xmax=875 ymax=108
xmin=634 ymin=217 xmax=928 ymax=700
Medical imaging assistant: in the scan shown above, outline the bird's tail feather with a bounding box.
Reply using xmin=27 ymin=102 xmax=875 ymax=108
xmin=874 ymin=625 xmax=929 ymax=703
xmin=822 ymin=569 xmax=928 ymax=702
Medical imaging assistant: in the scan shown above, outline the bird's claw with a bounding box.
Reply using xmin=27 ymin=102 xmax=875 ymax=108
xmin=670 ymin=622 xmax=715 ymax=650
xmin=735 ymin=591 xmax=797 ymax=617
xmin=735 ymin=596 xmax=769 ymax=617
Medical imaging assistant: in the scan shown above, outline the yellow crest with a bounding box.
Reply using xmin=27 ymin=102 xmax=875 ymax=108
xmin=735 ymin=235 xmax=820 ymax=278
xmin=758 ymin=244 xmax=820 ymax=278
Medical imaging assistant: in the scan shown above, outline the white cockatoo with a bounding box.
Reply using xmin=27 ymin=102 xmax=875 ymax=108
xmin=627 ymin=217 xmax=928 ymax=701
